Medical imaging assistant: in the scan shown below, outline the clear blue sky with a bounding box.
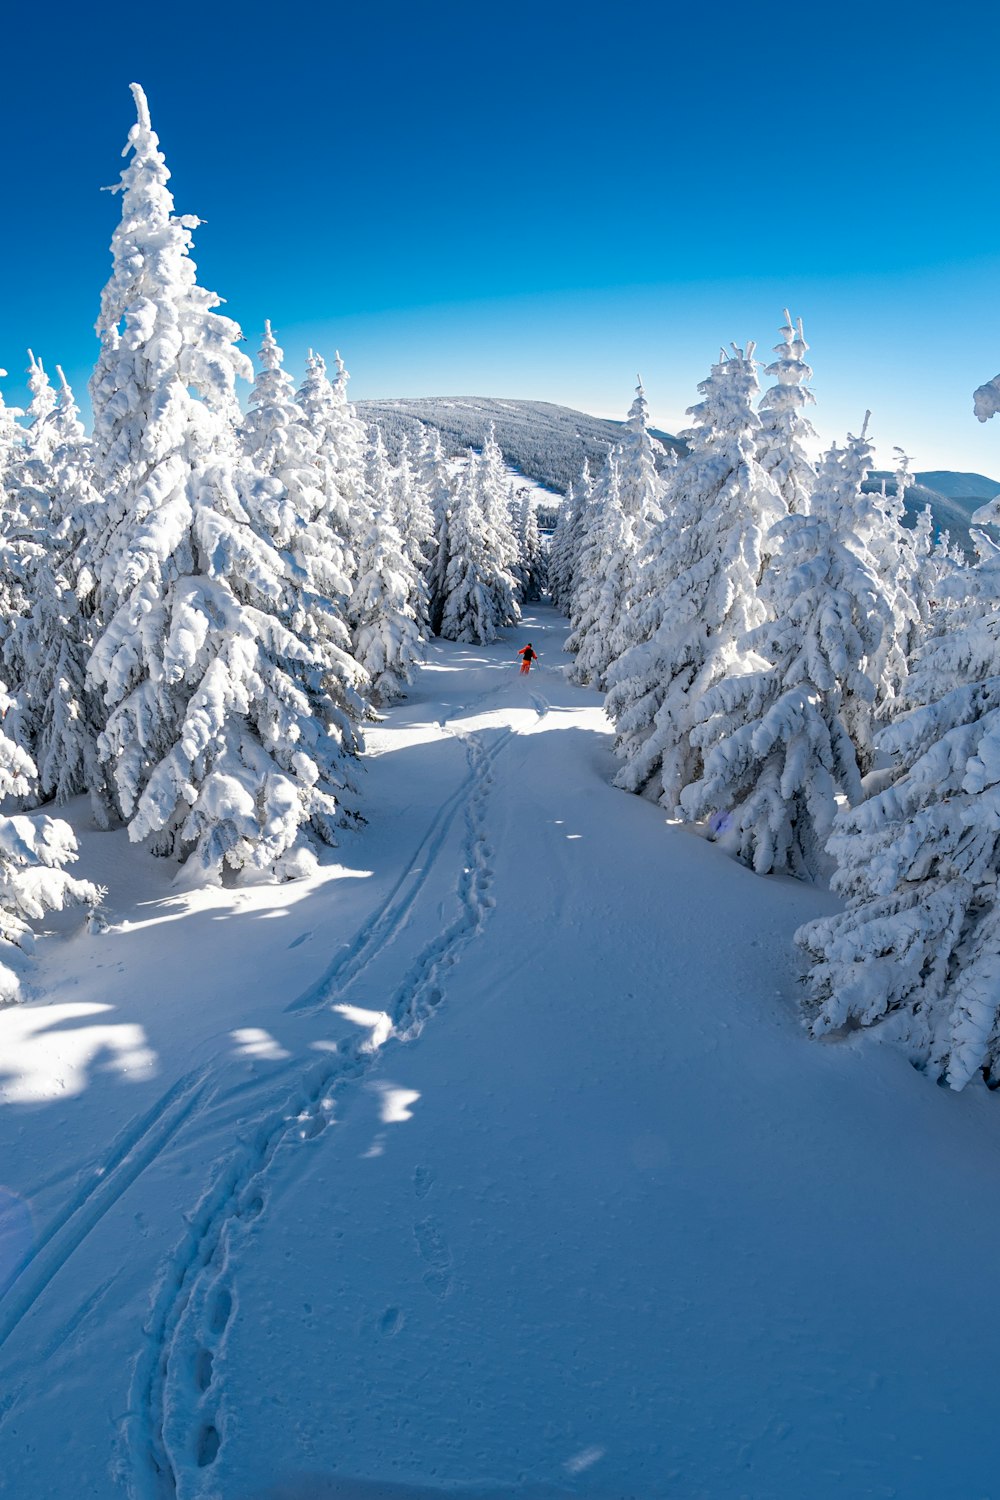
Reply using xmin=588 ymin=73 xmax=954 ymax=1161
xmin=3 ymin=0 xmax=1000 ymax=475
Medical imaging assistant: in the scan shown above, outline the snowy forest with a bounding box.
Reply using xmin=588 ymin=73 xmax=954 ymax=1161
xmin=3 ymin=81 xmax=1000 ymax=1101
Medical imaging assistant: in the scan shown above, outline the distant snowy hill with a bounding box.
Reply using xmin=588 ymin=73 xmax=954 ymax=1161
xmin=355 ymin=396 xmax=683 ymax=495
xmin=865 ymin=470 xmax=1000 ymax=554
xmin=357 ymin=398 xmax=1000 ymax=552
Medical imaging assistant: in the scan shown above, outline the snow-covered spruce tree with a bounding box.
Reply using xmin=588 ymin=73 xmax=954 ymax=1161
xmin=515 ymin=491 xmax=547 ymax=602
xmin=294 ymin=350 xmax=357 ymax=559
xmin=0 ymin=371 xmax=25 ymax=525
xmin=439 ymin=451 xmax=520 ymax=644
xmin=348 ymin=431 xmax=422 ymax=706
xmin=756 ymin=311 xmax=817 ymax=515
xmin=562 ymin=460 xmax=597 ymax=613
xmin=0 ymin=361 xmax=56 ymax=743
xmin=0 ymin=684 xmax=102 ymax=1004
xmin=841 ymin=422 xmax=921 ymax=712
xmin=415 ymin=429 xmax=455 ymax=636
xmin=300 ymin=348 xmax=372 ymax=569
xmin=605 ymin=345 xmax=783 ymax=809
xmin=565 ymin=458 xmax=636 ymax=689
xmin=795 ymin=507 xmax=1000 ymax=1089
xmin=475 ymin=425 xmax=521 ymax=630
xmin=242 ymin=323 xmax=367 ymax=759
xmin=23 ymin=352 xmax=58 ymax=464
xmin=87 ymin=84 xmax=353 ymax=882
xmin=618 ymin=379 xmax=666 ymax=538
xmin=680 ymin=440 xmax=891 ymax=878
xmin=4 ymin=368 xmax=111 ymax=818
xmin=546 ymin=482 xmax=578 ymax=614
xmin=389 ymin=434 xmax=433 ymax=634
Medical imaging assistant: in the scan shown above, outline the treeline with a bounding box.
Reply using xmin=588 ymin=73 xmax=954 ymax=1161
xmin=552 ymin=323 xmax=1000 ymax=1093
xmin=0 ymin=85 xmax=544 ymax=1000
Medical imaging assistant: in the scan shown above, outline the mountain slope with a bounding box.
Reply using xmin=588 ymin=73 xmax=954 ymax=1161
xmin=359 ymin=397 xmax=1000 ymax=552
xmin=866 ymin=470 xmax=1000 ymax=553
xmin=355 ymin=396 xmax=683 ymax=494
xmin=1 ymin=611 xmax=999 ymax=1498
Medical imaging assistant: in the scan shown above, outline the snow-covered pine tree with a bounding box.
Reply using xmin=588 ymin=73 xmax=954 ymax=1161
xmin=417 ymin=427 xmax=456 ymax=636
xmin=546 ymin=482 xmax=578 ymax=614
xmin=795 ymin=502 xmax=1000 ymax=1089
xmin=0 ymin=371 xmax=24 ymax=492
xmin=756 ymin=311 xmax=817 ymax=515
xmin=294 ymin=349 xmax=357 ymax=557
xmin=680 ymin=440 xmax=891 ymax=878
xmin=516 ymin=491 xmax=547 ymax=602
xmin=389 ymin=434 xmax=433 ymax=634
xmin=23 ymin=352 xmax=58 ymax=463
xmin=475 ymin=425 xmax=521 ymax=631
xmin=324 ymin=349 xmax=373 ymax=564
xmin=439 ymin=450 xmax=520 ymax=644
xmin=842 ymin=423 xmax=921 ymax=712
xmin=4 ymin=368 xmax=110 ymax=818
xmin=87 ymin=84 xmax=354 ymax=883
xmin=566 ymin=457 xmax=635 ymax=689
xmin=0 ymin=682 xmax=102 ymax=1004
xmin=348 ymin=431 xmax=422 ymax=705
xmin=563 ymin=460 xmax=596 ymax=613
xmin=242 ymin=323 xmax=367 ymax=760
xmin=617 ymin=378 xmax=666 ymax=538
xmin=604 ymin=344 xmax=783 ymax=810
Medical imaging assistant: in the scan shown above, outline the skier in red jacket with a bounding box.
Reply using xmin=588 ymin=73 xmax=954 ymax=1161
xmin=517 ymin=644 xmax=538 ymax=675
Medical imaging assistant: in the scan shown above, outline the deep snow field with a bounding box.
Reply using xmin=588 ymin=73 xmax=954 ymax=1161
xmin=1 ymin=607 xmax=998 ymax=1500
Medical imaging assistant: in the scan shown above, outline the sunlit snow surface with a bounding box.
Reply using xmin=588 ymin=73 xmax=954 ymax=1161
xmin=0 ymin=607 xmax=998 ymax=1499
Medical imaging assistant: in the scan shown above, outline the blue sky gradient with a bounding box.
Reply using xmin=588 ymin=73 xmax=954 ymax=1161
xmin=3 ymin=0 xmax=999 ymax=473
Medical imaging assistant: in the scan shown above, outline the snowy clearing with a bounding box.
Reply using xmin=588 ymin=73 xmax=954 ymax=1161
xmin=0 ymin=608 xmax=998 ymax=1500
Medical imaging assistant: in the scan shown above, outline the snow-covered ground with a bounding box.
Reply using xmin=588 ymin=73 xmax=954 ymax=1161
xmin=1 ymin=607 xmax=998 ymax=1500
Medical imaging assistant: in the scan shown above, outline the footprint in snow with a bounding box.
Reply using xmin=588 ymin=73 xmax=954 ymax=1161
xmin=413 ymin=1166 xmax=435 ymax=1199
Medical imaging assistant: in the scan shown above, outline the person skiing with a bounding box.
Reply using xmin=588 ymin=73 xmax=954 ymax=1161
xmin=517 ymin=643 xmax=538 ymax=675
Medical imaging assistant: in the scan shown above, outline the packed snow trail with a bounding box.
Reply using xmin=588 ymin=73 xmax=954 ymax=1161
xmin=1 ymin=607 xmax=1000 ymax=1499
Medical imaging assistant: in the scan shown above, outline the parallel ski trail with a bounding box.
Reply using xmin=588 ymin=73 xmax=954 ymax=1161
xmin=286 ymin=710 xmax=510 ymax=1018
xmin=125 ymin=715 xmax=517 ymax=1500
xmin=0 ymin=1066 xmax=213 ymax=1365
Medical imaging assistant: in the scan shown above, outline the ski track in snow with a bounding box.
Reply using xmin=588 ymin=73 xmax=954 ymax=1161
xmin=123 ymin=702 xmax=522 ymax=1500
xmin=286 ymin=683 xmax=513 ymax=1019
xmin=0 ymin=1065 xmax=214 ymax=1392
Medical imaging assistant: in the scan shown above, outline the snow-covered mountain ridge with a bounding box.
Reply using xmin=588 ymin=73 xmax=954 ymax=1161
xmin=354 ymin=397 xmax=683 ymax=496
xmin=864 ymin=468 xmax=1000 ymax=553
xmin=359 ymin=396 xmax=1000 ymax=551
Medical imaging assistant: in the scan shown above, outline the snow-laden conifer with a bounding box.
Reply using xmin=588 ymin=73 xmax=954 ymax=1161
xmin=5 ymin=369 xmax=110 ymax=817
xmin=617 ymin=379 xmax=666 ymax=538
xmin=417 ymin=428 xmax=456 ymax=635
xmin=439 ymin=451 xmax=520 ymax=644
xmin=605 ymin=345 xmax=782 ymax=808
xmin=0 ymin=684 xmax=102 ymax=1004
xmin=23 ymin=352 xmax=58 ymax=463
xmin=242 ymin=323 xmax=368 ymax=759
xmin=390 ymin=435 xmax=433 ymax=634
xmin=515 ymin=492 xmax=547 ymax=602
xmin=475 ymin=425 xmax=521 ymax=630
xmin=563 ymin=460 xmax=596 ymax=611
xmin=348 ymin=433 xmax=422 ymax=704
xmin=87 ymin=85 xmax=352 ymax=882
xmin=0 ymin=372 xmax=23 ymax=490
xmin=680 ymin=441 xmax=890 ymax=877
xmin=756 ymin=311 xmax=817 ymax=515
xmin=566 ymin=458 xmax=634 ymax=689
xmin=546 ymin=484 xmax=578 ymax=615
xmin=795 ymin=509 xmax=1000 ymax=1089
xmin=842 ymin=424 xmax=921 ymax=711
xmin=297 ymin=349 xmax=371 ymax=568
